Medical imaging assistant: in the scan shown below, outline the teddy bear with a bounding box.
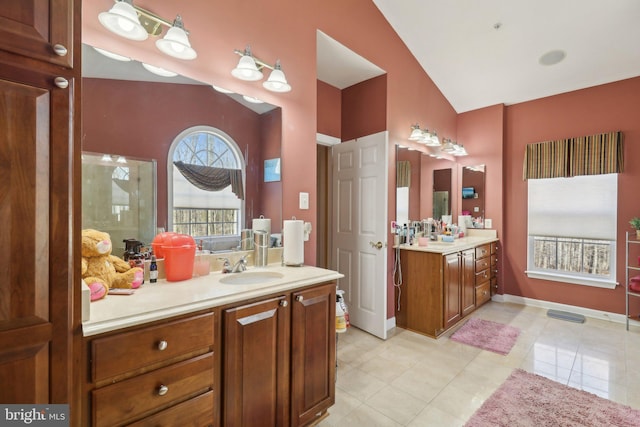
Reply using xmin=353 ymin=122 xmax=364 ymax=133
xmin=82 ymin=229 xmax=144 ymax=301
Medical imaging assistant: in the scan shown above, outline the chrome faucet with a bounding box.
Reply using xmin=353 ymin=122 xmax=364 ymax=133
xmin=219 ymin=255 xmax=248 ymax=273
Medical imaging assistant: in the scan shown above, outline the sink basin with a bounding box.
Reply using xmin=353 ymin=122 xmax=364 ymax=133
xmin=219 ymin=271 xmax=285 ymax=285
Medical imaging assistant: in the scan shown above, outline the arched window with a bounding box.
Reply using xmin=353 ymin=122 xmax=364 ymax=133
xmin=168 ymin=126 xmax=245 ymax=247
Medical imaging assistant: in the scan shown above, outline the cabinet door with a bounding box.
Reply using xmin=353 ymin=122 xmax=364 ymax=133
xmin=0 ymin=0 xmax=73 ymax=67
xmin=461 ymin=249 xmax=476 ymax=316
xmin=291 ymin=283 xmax=336 ymax=427
xmin=443 ymin=253 xmax=461 ymax=330
xmin=223 ymin=295 xmax=290 ymax=427
xmin=0 ymin=65 xmax=74 ymax=404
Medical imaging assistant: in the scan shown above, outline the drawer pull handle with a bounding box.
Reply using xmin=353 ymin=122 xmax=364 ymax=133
xmin=296 ymin=295 xmax=304 ymax=302
xmin=53 ymin=44 xmax=68 ymax=56
xmin=280 ymin=300 xmax=288 ymax=307
xmin=158 ymin=385 xmax=169 ymax=396
xmin=54 ymin=77 xmax=68 ymax=89
xmin=157 ymin=340 xmax=168 ymax=351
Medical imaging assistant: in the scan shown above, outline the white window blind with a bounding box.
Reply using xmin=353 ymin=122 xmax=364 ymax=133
xmin=528 ymin=174 xmax=617 ymax=240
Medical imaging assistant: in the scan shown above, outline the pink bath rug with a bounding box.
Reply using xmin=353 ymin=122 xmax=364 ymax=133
xmin=465 ymin=369 xmax=640 ymax=426
xmin=450 ymin=317 xmax=520 ymax=355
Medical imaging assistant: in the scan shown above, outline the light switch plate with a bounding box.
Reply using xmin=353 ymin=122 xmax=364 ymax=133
xmin=299 ymin=192 xmax=309 ymax=210
xmin=485 ymin=219 xmax=493 ymax=229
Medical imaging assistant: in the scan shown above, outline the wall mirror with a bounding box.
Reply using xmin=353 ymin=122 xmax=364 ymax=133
xmin=81 ymin=44 xmax=282 ymax=253
xmin=395 ymin=145 xmax=455 ymax=227
xmin=460 ymin=164 xmax=486 ymax=228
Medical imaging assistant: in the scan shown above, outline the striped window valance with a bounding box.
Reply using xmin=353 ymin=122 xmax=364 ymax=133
xmin=523 ymin=131 xmax=623 ymax=180
xmin=396 ymin=160 xmax=411 ymax=188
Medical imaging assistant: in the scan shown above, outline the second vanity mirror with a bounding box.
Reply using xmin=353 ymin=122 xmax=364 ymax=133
xmin=460 ymin=164 xmax=486 ymax=228
xmin=81 ymin=44 xmax=283 ymax=254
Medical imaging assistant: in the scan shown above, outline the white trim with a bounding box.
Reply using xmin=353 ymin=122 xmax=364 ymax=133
xmin=525 ymin=270 xmax=618 ymax=289
xmin=492 ymin=293 xmax=640 ymax=326
xmin=316 ymin=133 xmax=341 ymax=146
xmin=386 ymin=316 xmax=396 ymax=334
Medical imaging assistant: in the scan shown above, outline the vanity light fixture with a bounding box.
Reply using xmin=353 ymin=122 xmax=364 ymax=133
xmin=232 ymin=46 xmax=292 ymax=93
xmin=407 ymin=125 xmax=467 ymax=156
xmin=99 ymin=0 xmax=197 ymax=60
xmin=212 ymin=85 xmax=234 ymax=94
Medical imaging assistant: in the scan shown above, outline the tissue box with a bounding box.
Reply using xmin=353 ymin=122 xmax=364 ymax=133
xmin=441 ymin=235 xmax=455 ymax=243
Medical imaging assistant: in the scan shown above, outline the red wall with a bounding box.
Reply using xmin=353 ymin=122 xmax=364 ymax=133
xmin=502 ymin=77 xmax=640 ymax=314
xmin=317 ymin=80 xmax=341 ymax=138
xmin=82 ymin=78 xmax=281 ymax=232
xmin=341 ymin=75 xmax=387 ymax=141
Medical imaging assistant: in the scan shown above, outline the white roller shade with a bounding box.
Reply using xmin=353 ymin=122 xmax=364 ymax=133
xmin=528 ymin=174 xmax=617 ymax=240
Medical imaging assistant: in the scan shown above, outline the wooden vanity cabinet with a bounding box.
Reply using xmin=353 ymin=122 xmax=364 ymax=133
xmin=222 ymin=282 xmax=336 ymax=427
xmin=223 ymin=295 xmax=291 ymax=427
xmin=490 ymin=241 xmax=499 ymax=295
xmin=444 ymin=250 xmax=475 ymax=330
xmin=397 ymin=242 xmax=497 ymax=338
xmin=475 ymin=244 xmax=492 ymax=306
xmin=86 ymin=312 xmax=216 ymax=427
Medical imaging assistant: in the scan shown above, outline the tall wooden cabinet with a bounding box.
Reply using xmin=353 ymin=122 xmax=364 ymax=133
xmin=0 ymin=0 xmax=80 ymax=416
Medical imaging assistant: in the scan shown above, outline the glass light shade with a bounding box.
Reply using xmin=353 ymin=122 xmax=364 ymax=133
xmin=242 ymin=95 xmax=264 ymax=104
xmin=441 ymin=139 xmax=456 ymax=153
xmin=141 ymin=63 xmax=177 ymax=77
xmin=232 ymin=55 xmax=263 ymax=81
xmin=263 ymin=62 xmax=291 ymax=92
xmin=212 ymin=85 xmax=234 ymax=94
xmin=98 ymin=1 xmax=148 ymax=41
xmin=156 ymin=25 xmax=197 ymax=60
xmin=428 ymin=131 xmax=441 ymax=147
xmin=408 ymin=126 xmax=422 ymax=141
xmin=93 ymin=46 xmax=131 ymax=62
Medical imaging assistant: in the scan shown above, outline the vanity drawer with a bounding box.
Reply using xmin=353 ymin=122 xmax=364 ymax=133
xmin=475 ymin=282 xmax=491 ymax=306
xmin=490 ymin=241 xmax=498 ymax=255
xmin=491 ymin=254 xmax=498 ymax=267
xmin=475 ymin=244 xmax=490 ymax=259
xmin=475 ymin=269 xmax=490 ymax=285
xmin=475 ymin=257 xmax=490 ymax=272
xmin=92 ymin=352 xmax=214 ymax=427
xmin=92 ymin=312 xmax=214 ymax=382
xmin=126 ymin=390 xmax=215 ymax=427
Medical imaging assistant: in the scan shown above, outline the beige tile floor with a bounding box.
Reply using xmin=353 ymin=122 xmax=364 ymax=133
xmin=319 ymin=301 xmax=640 ymax=426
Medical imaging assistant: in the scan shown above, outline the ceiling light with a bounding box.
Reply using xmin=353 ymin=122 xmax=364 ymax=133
xmin=141 ymin=63 xmax=177 ymax=77
xmin=101 ymin=154 xmax=113 ymax=162
xmin=232 ymin=47 xmax=263 ymax=81
xmin=212 ymin=85 xmax=234 ymax=94
xmin=116 ymin=156 xmax=127 ymax=163
xmin=539 ymin=50 xmax=566 ymax=66
xmin=93 ymin=46 xmax=131 ymax=61
xmin=263 ymin=60 xmax=291 ymax=93
xmin=156 ymin=15 xmax=197 ymax=60
xmin=98 ymin=0 xmax=148 ymax=41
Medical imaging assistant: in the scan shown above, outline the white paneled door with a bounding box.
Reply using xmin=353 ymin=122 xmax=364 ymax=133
xmin=331 ymin=132 xmax=388 ymax=339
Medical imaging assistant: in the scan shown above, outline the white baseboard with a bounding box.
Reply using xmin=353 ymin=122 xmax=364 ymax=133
xmin=492 ymin=293 xmax=640 ymax=327
xmin=386 ymin=316 xmax=396 ymax=332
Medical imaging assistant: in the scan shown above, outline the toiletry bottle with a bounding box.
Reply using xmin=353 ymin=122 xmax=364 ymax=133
xmin=149 ymin=255 xmax=158 ymax=283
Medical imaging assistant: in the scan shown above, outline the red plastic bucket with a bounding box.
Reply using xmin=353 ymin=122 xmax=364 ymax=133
xmin=151 ymin=232 xmax=177 ymax=259
xmin=162 ymin=234 xmax=196 ymax=282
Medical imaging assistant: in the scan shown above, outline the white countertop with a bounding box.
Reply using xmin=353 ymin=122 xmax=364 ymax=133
xmin=396 ymin=229 xmax=498 ymax=255
xmin=83 ymin=264 xmax=343 ymax=337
